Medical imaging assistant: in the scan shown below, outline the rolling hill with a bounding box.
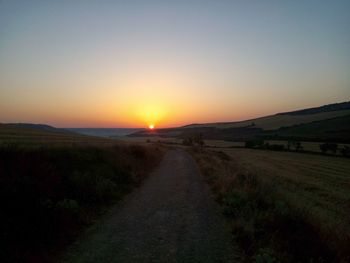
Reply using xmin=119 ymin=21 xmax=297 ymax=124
xmin=130 ymin=101 xmax=350 ymax=142
xmin=184 ymin=101 xmax=350 ymax=130
xmin=263 ymin=114 xmax=350 ymax=142
xmin=0 ymin=123 xmax=117 ymax=146
xmin=3 ymin=123 xmax=74 ymax=134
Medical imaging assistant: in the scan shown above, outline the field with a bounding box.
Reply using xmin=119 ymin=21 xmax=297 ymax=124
xmin=189 ymin=147 xmax=350 ymax=262
xmin=119 ymin=136 xmax=246 ymax=148
xmin=2 ymin=122 xmax=349 ymax=262
xmin=0 ymin=130 xmax=165 ymax=263
xmin=185 ymin=109 xmax=350 ymax=130
xmin=118 ymin=136 xmax=182 ymax=144
xmin=122 ymin=135 xmax=350 ymax=155
xmin=205 ymin=139 xmax=349 ymax=155
xmin=222 ymin=148 xmax=350 ymax=229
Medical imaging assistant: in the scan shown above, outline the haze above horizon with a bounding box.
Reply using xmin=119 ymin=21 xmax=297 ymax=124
xmin=1 ymin=0 xmax=349 ymax=128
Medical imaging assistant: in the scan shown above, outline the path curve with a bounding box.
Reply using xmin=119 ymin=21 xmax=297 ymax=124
xmin=62 ymin=149 xmax=237 ymax=263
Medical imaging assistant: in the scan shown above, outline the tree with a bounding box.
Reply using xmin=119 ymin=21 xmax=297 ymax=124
xmin=193 ymin=133 xmax=204 ymax=148
xmin=182 ymin=137 xmax=193 ymax=146
xmin=289 ymin=141 xmax=303 ymax=152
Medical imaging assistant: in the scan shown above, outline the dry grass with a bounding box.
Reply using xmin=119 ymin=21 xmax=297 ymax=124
xmin=223 ymin=148 xmax=350 ymax=235
xmin=189 ymin=147 xmax=350 ymax=262
xmin=0 ymin=140 xmax=166 ymax=263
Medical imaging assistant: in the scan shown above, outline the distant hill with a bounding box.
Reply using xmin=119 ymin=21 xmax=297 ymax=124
xmin=130 ymin=101 xmax=350 ymax=143
xmin=263 ymin=114 xmax=350 ymax=143
xmin=277 ymin=101 xmax=350 ymax=116
xmin=68 ymin=128 xmax=143 ymax=137
xmin=184 ymin=101 xmax=350 ymax=131
xmin=5 ymin=123 xmax=75 ymax=135
xmin=0 ymin=123 xmax=118 ymax=146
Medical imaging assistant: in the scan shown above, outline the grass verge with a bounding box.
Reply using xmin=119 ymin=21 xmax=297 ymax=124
xmin=188 ymin=147 xmax=349 ymax=262
xmin=0 ymin=143 xmax=165 ymax=263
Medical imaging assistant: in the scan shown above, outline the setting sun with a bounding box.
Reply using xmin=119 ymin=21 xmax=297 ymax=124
xmin=149 ymin=124 xmax=155 ymax=130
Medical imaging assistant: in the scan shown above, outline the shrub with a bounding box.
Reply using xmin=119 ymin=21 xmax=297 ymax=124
xmin=265 ymin=144 xmax=285 ymax=151
xmin=245 ymin=140 xmax=264 ymax=148
xmin=288 ymin=141 xmax=303 ymax=151
xmin=255 ymin=248 xmax=278 ymax=263
xmin=320 ymin=143 xmax=338 ymax=154
xmin=339 ymin=145 xmax=350 ymax=157
xmin=57 ymin=199 xmax=80 ymax=214
xmin=183 ymin=137 xmax=193 ymax=146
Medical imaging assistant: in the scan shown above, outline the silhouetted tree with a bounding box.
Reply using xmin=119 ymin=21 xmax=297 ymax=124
xmin=193 ymin=133 xmax=204 ymax=148
xmin=289 ymin=141 xmax=303 ymax=152
xmin=182 ymin=137 xmax=193 ymax=146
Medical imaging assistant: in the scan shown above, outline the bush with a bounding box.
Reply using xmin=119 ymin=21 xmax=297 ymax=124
xmin=182 ymin=137 xmax=193 ymax=146
xmin=183 ymin=134 xmax=205 ymax=148
xmin=245 ymin=140 xmax=264 ymax=148
xmin=288 ymin=141 xmax=303 ymax=151
xmin=320 ymin=143 xmax=338 ymax=154
xmin=255 ymin=248 xmax=278 ymax=263
xmin=339 ymin=145 xmax=350 ymax=157
xmin=265 ymin=144 xmax=285 ymax=151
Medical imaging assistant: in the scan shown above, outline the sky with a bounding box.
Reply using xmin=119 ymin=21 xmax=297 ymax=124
xmin=1 ymin=0 xmax=349 ymax=128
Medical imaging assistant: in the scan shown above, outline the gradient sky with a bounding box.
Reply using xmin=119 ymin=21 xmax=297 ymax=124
xmin=1 ymin=0 xmax=349 ymax=128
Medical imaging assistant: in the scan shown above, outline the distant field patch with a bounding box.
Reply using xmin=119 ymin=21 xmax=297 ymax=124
xmin=204 ymin=140 xmax=245 ymax=148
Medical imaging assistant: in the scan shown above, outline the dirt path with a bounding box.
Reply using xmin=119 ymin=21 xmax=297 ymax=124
xmin=61 ymin=149 xmax=237 ymax=263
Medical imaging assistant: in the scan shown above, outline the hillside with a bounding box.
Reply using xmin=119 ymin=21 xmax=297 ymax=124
xmin=277 ymin=101 xmax=350 ymax=115
xmin=184 ymin=101 xmax=350 ymax=130
xmin=263 ymin=114 xmax=350 ymax=142
xmin=130 ymin=101 xmax=350 ymax=143
xmin=0 ymin=123 xmax=117 ymax=146
xmin=68 ymin=128 xmax=143 ymax=137
xmin=5 ymin=123 xmax=75 ymax=134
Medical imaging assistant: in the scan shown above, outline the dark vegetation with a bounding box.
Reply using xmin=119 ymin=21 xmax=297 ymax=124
xmin=244 ymin=139 xmax=350 ymax=157
xmin=319 ymin=143 xmax=338 ymax=154
xmin=319 ymin=143 xmax=350 ymax=157
xmin=182 ymin=133 xmax=205 ymax=148
xmin=245 ymin=140 xmax=303 ymax=152
xmin=189 ymin=149 xmax=350 ymax=262
xmin=0 ymin=143 xmax=163 ymax=263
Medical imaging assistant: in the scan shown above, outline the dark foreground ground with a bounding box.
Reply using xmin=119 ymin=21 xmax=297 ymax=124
xmin=61 ymin=149 xmax=238 ymax=263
